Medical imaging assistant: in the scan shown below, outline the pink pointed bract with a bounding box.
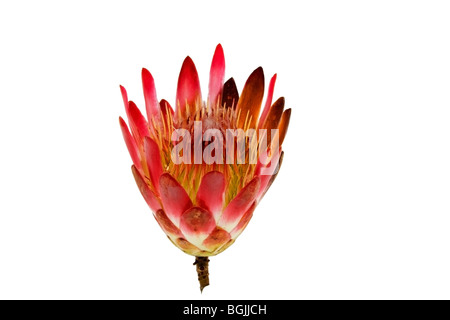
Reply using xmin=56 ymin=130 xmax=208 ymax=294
xmin=119 ymin=44 xmax=291 ymax=291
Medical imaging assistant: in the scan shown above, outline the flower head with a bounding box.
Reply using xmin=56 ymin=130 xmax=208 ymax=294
xmin=119 ymin=44 xmax=291 ymax=290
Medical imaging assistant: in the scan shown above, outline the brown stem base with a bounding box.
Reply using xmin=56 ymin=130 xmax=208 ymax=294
xmin=194 ymin=256 xmax=210 ymax=293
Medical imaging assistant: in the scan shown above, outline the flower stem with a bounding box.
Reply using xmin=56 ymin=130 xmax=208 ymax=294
xmin=194 ymin=256 xmax=210 ymax=292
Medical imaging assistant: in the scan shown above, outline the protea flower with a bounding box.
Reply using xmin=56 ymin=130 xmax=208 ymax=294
xmin=119 ymin=44 xmax=291 ymax=291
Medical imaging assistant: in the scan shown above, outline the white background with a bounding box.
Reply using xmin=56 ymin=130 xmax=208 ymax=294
xmin=0 ymin=1 xmax=449 ymax=300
